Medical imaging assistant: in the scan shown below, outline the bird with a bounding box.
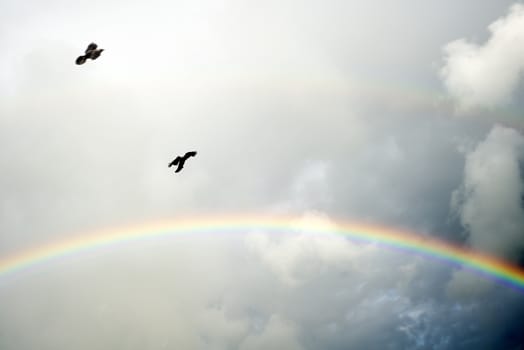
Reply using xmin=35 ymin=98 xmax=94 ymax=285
xmin=169 ymin=151 xmax=197 ymax=173
xmin=76 ymin=42 xmax=104 ymax=65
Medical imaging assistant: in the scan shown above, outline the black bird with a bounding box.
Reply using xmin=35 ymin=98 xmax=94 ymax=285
xmin=169 ymin=151 xmax=197 ymax=173
xmin=76 ymin=42 xmax=104 ymax=65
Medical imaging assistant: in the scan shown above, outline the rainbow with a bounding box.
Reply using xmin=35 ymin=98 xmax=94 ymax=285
xmin=1 ymin=215 xmax=524 ymax=292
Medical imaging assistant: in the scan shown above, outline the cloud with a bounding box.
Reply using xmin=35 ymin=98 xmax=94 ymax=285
xmin=246 ymin=212 xmax=367 ymax=286
xmin=451 ymin=125 xmax=524 ymax=257
xmin=440 ymin=3 xmax=524 ymax=111
xmin=239 ymin=315 xmax=303 ymax=350
xmin=448 ymin=125 xmax=524 ymax=296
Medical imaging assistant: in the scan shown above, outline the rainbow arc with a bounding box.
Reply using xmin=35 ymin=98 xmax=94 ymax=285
xmin=1 ymin=215 xmax=523 ymax=293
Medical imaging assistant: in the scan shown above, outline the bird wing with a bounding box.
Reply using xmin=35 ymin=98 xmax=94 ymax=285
xmin=91 ymin=50 xmax=102 ymax=59
xmin=184 ymin=151 xmax=197 ymax=158
xmin=169 ymin=156 xmax=181 ymax=167
xmin=175 ymin=161 xmax=185 ymax=172
xmin=85 ymin=43 xmax=98 ymax=53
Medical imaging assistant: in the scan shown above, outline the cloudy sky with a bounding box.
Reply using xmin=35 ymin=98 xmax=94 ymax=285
xmin=1 ymin=1 xmax=524 ymax=349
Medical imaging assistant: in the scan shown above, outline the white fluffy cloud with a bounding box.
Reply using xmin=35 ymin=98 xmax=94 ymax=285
xmin=441 ymin=3 xmax=524 ymax=111
xmin=246 ymin=212 xmax=366 ymax=286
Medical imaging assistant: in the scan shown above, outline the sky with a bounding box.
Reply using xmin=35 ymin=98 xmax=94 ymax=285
xmin=1 ymin=1 xmax=524 ymax=349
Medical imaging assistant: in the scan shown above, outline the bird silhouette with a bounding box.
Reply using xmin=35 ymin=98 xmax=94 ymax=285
xmin=76 ymin=42 xmax=104 ymax=65
xmin=169 ymin=151 xmax=197 ymax=173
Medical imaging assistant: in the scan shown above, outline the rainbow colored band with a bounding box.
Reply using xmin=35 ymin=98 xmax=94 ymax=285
xmin=1 ymin=215 xmax=523 ymax=292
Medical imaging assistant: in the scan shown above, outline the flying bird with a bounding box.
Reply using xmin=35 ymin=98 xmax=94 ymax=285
xmin=169 ymin=151 xmax=197 ymax=173
xmin=76 ymin=42 xmax=104 ymax=65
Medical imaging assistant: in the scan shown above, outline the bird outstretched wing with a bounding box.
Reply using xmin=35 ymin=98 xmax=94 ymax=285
xmin=184 ymin=151 xmax=197 ymax=158
xmin=85 ymin=43 xmax=98 ymax=53
xmin=169 ymin=156 xmax=181 ymax=168
xmin=174 ymin=162 xmax=185 ymax=173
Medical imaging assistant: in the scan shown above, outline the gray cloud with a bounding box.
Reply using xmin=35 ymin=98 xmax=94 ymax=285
xmin=448 ymin=125 xmax=524 ymax=297
xmin=239 ymin=315 xmax=303 ymax=350
xmin=451 ymin=125 xmax=524 ymax=258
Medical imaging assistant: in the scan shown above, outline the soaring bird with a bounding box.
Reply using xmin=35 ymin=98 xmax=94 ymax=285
xmin=169 ymin=151 xmax=197 ymax=173
xmin=76 ymin=42 xmax=104 ymax=65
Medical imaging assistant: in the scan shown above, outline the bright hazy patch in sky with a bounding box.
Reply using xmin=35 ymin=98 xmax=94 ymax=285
xmin=1 ymin=1 xmax=523 ymax=349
